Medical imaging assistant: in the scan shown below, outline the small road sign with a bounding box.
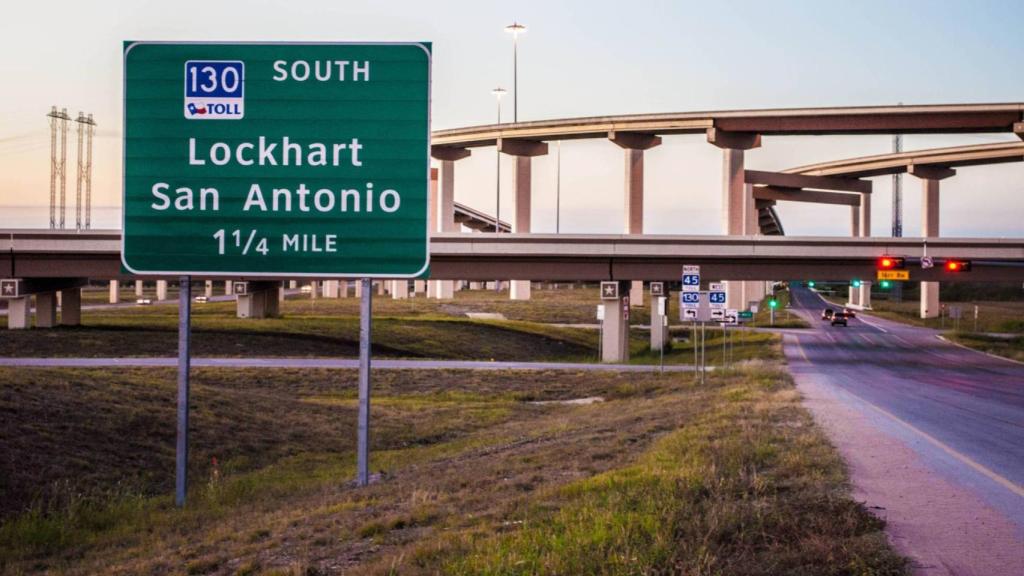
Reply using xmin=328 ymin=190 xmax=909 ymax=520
xmin=681 ymin=291 xmax=700 ymax=309
xmin=921 ymin=256 xmax=935 ymax=269
xmin=682 ymin=265 xmax=700 ymax=292
xmin=738 ymin=310 xmax=754 ymax=320
xmin=656 ymin=296 xmax=667 ymax=317
xmin=0 ymin=279 xmax=21 ymax=298
xmin=708 ymin=282 xmax=726 ymax=309
xmin=650 ymin=282 xmax=665 ymax=297
xmin=710 ymin=309 xmax=726 ymax=321
xmin=596 ymin=304 xmax=605 ymax=320
xmin=724 ymin=308 xmax=739 ymax=325
xmin=600 ymin=281 xmax=620 ymax=300
xmin=877 ymin=270 xmax=910 ymax=281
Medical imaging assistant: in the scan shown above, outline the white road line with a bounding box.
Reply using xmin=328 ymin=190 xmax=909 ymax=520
xmin=856 ymin=315 xmax=889 ymax=333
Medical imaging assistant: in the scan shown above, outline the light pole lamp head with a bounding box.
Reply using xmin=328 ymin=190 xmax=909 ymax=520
xmin=505 ymin=22 xmax=527 ymax=37
xmin=492 ymin=87 xmax=507 ymax=100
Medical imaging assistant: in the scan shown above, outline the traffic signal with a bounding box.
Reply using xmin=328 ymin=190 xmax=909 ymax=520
xmin=807 ymin=281 xmax=816 ymax=288
xmin=877 ymin=256 xmax=906 ymax=270
xmin=944 ymin=259 xmax=972 ymax=272
xmin=880 ymin=280 xmax=892 ymax=289
xmin=769 ymin=299 xmax=779 ymax=309
xmin=851 ymin=279 xmax=862 ymax=288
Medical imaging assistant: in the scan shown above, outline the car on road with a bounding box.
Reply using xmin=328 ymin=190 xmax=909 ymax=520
xmin=135 ymin=298 xmax=152 ymax=306
xmin=300 ymin=285 xmax=313 ymax=294
xmin=843 ymin=307 xmax=857 ymax=318
xmin=194 ymin=295 xmax=208 ymax=303
xmin=822 ymin=308 xmax=835 ymax=321
xmin=831 ymin=312 xmax=849 ymax=327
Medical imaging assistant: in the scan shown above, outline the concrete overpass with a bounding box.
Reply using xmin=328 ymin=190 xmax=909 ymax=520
xmin=429 ymin=103 xmax=1024 ymax=306
xmin=4 ymin=230 xmax=1023 ymax=282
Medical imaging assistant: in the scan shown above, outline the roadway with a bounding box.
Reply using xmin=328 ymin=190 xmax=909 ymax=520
xmin=784 ymin=286 xmax=1024 ymax=574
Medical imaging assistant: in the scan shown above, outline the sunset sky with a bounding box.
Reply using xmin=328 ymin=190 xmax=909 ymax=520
xmin=1 ymin=0 xmax=1022 ymax=236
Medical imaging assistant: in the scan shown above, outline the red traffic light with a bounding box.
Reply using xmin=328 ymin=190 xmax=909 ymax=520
xmin=877 ymin=256 xmax=905 ymax=270
xmin=944 ymin=260 xmax=972 ymax=272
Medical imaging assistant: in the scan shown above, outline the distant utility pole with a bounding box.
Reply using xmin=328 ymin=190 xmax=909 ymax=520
xmin=891 ymin=132 xmax=904 ymax=303
xmin=47 ymin=106 xmax=70 ymax=229
xmin=74 ymin=112 xmax=97 ymax=230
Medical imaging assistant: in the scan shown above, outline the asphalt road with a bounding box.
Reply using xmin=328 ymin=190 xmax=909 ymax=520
xmin=785 ymin=286 xmax=1024 ymax=574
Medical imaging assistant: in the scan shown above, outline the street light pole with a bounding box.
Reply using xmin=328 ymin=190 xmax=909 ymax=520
xmin=504 ymin=22 xmax=526 ymax=123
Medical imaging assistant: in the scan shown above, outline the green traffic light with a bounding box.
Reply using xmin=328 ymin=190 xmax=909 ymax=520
xmin=880 ymin=280 xmax=891 ymax=289
xmin=808 ymin=281 xmax=816 ymax=288
xmin=851 ymin=279 xmax=862 ymax=288
xmin=769 ymin=299 xmax=778 ymax=309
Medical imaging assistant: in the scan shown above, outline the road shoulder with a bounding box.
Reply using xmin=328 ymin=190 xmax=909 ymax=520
xmin=789 ymin=341 xmax=1024 ymax=575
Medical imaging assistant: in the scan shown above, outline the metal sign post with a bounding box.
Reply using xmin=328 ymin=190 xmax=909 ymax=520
xmin=175 ymin=276 xmax=191 ymax=507
xmin=357 ymin=277 xmax=372 ymax=486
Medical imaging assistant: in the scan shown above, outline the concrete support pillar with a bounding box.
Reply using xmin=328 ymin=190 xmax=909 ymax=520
xmin=60 ymin=288 xmax=81 ymax=326
xmin=156 ymin=280 xmax=168 ymax=301
xmin=849 ymin=205 xmax=861 ymax=306
xmin=354 ymin=280 xmax=362 ymax=298
xmin=624 ymin=148 xmax=646 ymax=307
xmin=237 ymin=282 xmax=280 ymax=319
xmin=858 ymin=193 xmax=872 ymax=309
xmin=323 ymin=280 xmax=339 ymax=298
xmin=391 ymin=280 xmax=409 ymax=299
xmin=377 ymin=281 xmax=386 ymax=296
xmin=35 ymin=292 xmax=57 ymax=328
xmin=722 ymin=149 xmax=746 ymax=309
xmin=109 ymin=280 xmax=120 ymax=304
xmin=339 ymin=280 xmax=348 ymax=298
xmin=225 ymin=280 xmax=234 ymax=295
xmin=429 ymin=280 xmax=454 ymax=299
xmin=650 ymin=295 xmax=669 ymax=352
xmin=204 ymin=281 xmax=213 ymax=298
xmin=921 ymin=178 xmax=941 ymax=318
xmin=135 ymin=280 xmax=144 ymax=297
xmin=510 ymin=155 xmax=533 ymax=301
xmin=278 ymin=286 xmax=285 ymax=302
xmin=7 ymin=297 xmax=30 ymax=329
xmin=601 ymin=289 xmax=631 ymax=363
xmin=414 ymin=280 xmax=425 ymax=295
xmin=289 ymin=280 xmax=298 ymax=289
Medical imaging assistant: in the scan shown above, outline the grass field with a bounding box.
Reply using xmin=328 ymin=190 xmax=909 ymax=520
xmin=0 ymin=288 xmax=780 ymax=366
xmin=0 ymin=360 xmax=906 ymax=575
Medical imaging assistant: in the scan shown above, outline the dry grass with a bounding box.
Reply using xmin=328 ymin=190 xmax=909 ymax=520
xmin=0 ymin=358 xmax=905 ymax=575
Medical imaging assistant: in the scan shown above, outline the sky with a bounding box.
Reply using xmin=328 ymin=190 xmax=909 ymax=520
xmin=1 ymin=0 xmax=1022 ymax=236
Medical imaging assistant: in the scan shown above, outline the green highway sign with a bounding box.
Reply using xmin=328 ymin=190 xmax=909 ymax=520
xmin=122 ymin=42 xmax=431 ymax=277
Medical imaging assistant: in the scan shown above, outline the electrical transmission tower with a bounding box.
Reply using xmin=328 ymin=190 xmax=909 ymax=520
xmin=73 ymin=113 xmax=97 ymax=230
xmin=46 ymin=106 xmax=70 ymax=229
